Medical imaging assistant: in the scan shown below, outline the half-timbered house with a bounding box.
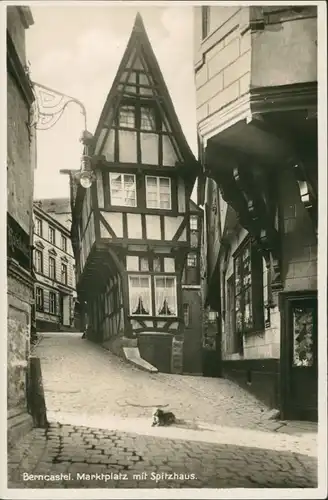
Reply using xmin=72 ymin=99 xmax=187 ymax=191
xmin=69 ymin=14 xmax=201 ymax=373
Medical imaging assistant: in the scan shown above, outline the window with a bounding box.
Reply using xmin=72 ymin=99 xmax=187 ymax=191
xmin=110 ymin=173 xmax=137 ymax=207
xmin=35 ymin=287 xmax=44 ymax=311
xmin=140 ymin=257 xmax=149 ymax=271
xmin=119 ymin=105 xmax=135 ymax=128
xmin=146 ymin=176 xmax=171 ymax=210
xmin=61 ymin=235 xmax=67 ymax=252
xmin=201 ymin=6 xmax=210 ymax=40
xmin=61 ymin=263 xmax=68 ymax=285
xmin=35 ymin=218 xmax=42 ymax=237
xmin=49 ymin=292 xmax=57 ymax=314
xmin=49 ymin=226 xmax=56 ymax=245
xmin=187 ymin=253 xmax=197 ymax=267
xmin=141 ymin=106 xmax=157 ymax=131
xmin=154 ymin=276 xmax=177 ymax=316
xmin=34 ymin=249 xmax=43 ymax=273
xmin=153 ymin=257 xmax=161 ymax=272
xmin=190 ymin=215 xmax=198 ymax=230
xmin=129 ymin=275 xmax=152 ymax=315
xmin=183 ymin=303 xmax=190 ymax=327
xmin=234 ymin=240 xmax=264 ymax=334
xmin=49 ymin=256 xmax=56 ymax=280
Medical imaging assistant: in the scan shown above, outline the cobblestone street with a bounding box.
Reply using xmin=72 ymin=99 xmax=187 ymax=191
xmin=7 ymin=332 xmax=318 ymax=490
xmin=8 ymin=422 xmax=317 ymax=489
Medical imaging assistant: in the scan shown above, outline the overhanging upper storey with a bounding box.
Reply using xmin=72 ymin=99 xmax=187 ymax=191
xmin=90 ymin=13 xmax=199 ymax=190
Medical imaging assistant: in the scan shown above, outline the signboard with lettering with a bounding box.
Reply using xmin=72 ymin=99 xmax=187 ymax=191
xmin=7 ymin=213 xmax=31 ymax=271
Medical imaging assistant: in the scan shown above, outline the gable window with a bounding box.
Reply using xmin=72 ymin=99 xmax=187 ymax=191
xmin=153 ymin=257 xmax=161 ymax=272
xmin=61 ymin=235 xmax=67 ymax=252
xmin=35 ymin=218 xmax=42 ymax=237
xmin=49 ymin=226 xmax=56 ymax=245
xmin=110 ymin=173 xmax=137 ymax=207
xmin=187 ymin=253 xmax=197 ymax=267
xmin=34 ymin=249 xmax=43 ymax=273
xmin=49 ymin=291 xmax=57 ymax=314
xmin=49 ymin=256 xmax=56 ymax=280
xmin=35 ymin=287 xmax=44 ymax=311
xmin=141 ymin=106 xmax=157 ymax=131
xmin=234 ymin=239 xmax=264 ymax=334
xmin=146 ymin=176 xmax=171 ymax=210
xmin=154 ymin=276 xmax=177 ymax=316
xmin=61 ymin=263 xmax=68 ymax=285
xmin=119 ymin=105 xmax=135 ymax=128
xmin=201 ymin=6 xmax=210 ymax=40
xmin=129 ymin=275 xmax=152 ymax=315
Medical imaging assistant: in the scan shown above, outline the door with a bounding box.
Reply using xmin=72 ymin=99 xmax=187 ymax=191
xmin=280 ymin=292 xmax=318 ymax=421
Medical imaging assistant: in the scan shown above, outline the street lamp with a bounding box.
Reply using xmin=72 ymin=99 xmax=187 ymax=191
xmin=30 ymin=81 xmax=95 ymax=189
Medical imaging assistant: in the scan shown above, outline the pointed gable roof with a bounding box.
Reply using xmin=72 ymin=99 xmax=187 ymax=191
xmin=93 ymin=13 xmax=199 ymax=179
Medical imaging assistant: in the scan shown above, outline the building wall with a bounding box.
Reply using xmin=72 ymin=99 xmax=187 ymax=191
xmin=182 ymin=288 xmax=203 ymax=375
xmin=33 ymin=208 xmax=76 ymax=330
xmin=194 ymin=7 xmax=251 ymax=124
xmin=7 ymin=6 xmax=35 ymax=443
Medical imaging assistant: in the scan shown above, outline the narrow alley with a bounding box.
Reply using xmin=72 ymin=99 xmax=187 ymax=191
xmin=8 ymin=332 xmax=318 ymax=489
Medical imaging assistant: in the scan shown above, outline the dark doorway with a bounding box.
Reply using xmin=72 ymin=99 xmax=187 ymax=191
xmin=280 ymin=291 xmax=318 ymax=421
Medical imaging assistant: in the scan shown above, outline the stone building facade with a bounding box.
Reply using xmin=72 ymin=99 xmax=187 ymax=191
xmin=7 ymin=6 xmax=36 ymax=445
xmin=195 ymin=6 xmax=318 ymax=420
xmin=33 ymin=202 xmax=76 ymax=331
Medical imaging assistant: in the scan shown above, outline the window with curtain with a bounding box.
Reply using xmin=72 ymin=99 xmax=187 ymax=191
xmin=190 ymin=215 xmax=198 ymax=230
xmin=129 ymin=275 xmax=152 ymax=315
xmin=234 ymin=240 xmax=264 ymax=334
xmin=36 ymin=287 xmax=44 ymax=311
xmin=110 ymin=173 xmax=137 ymax=207
xmin=154 ymin=276 xmax=177 ymax=316
xmin=119 ymin=105 xmax=135 ymax=128
xmin=61 ymin=235 xmax=67 ymax=252
xmin=146 ymin=176 xmax=171 ymax=209
xmin=187 ymin=253 xmax=197 ymax=267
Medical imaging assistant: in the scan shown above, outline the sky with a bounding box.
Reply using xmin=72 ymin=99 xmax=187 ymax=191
xmin=25 ymin=3 xmax=198 ymax=200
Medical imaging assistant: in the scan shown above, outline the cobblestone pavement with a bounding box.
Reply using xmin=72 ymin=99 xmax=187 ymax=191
xmin=33 ymin=332 xmax=317 ymax=437
xmin=8 ymin=423 xmax=317 ymax=489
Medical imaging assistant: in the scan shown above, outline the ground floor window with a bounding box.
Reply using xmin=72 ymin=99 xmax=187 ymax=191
xmin=154 ymin=276 xmax=177 ymax=316
xmin=49 ymin=291 xmax=57 ymax=315
xmin=35 ymin=287 xmax=44 ymax=311
xmin=128 ymin=275 xmax=152 ymax=315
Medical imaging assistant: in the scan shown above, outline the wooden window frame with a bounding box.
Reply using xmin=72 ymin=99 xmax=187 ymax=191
xmin=201 ymin=6 xmax=210 ymax=40
xmin=233 ymin=238 xmax=264 ymax=335
xmin=49 ymin=226 xmax=56 ymax=245
xmin=49 ymin=291 xmax=57 ymax=315
xmin=183 ymin=303 xmax=190 ymax=328
xmin=145 ymin=175 xmax=172 ymax=210
xmin=128 ymin=274 xmax=152 ymax=316
xmin=154 ymin=275 xmax=177 ymax=318
xmin=190 ymin=215 xmax=198 ymax=230
xmin=61 ymin=235 xmax=67 ymax=252
xmin=109 ymin=172 xmax=137 ymax=208
xmin=35 ymin=217 xmax=42 ymax=237
xmin=35 ymin=287 xmax=44 ymax=311
xmin=49 ymin=256 xmax=56 ymax=280
xmin=187 ymin=252 xmax=197 ymax=268
xmin=61 ymin=262 xmax=68 ymax=285
xmin=34 ymin=249 xmax=43 ymax=274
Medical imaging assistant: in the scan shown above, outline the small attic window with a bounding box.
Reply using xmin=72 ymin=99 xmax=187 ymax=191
xmin=119 ymin=105 xmax=135 ymax=128
xmin=141 ymin=106 xmax=157 ymax=131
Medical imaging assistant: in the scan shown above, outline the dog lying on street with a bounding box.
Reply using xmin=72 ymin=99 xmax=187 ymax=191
xmin=151 ymin=408 xmax=177 ymax=427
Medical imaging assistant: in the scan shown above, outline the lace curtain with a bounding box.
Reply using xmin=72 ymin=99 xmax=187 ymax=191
xmin=129 ymin=276 xmax=151 ymax=315
xmin=155 ymin=277 xmax=176 ymax=316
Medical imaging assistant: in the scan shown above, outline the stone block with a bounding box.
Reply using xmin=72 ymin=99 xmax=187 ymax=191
xmin=239 ymin=72 xmax=251 ymax=96
xmin=208 ymin=39 xmax=240 ymax=79
xmin=197 ymin=71 xmax=224 ymax=107
xmin=208 ymin=81 xmax=240 ymax=114
xmin=195 ymin=65 xmax=208 ymax=89
xmin=196 ymin=102 xmax=209 ymax=123
xmin=223 ymin=51 xmax=251 ymax=87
